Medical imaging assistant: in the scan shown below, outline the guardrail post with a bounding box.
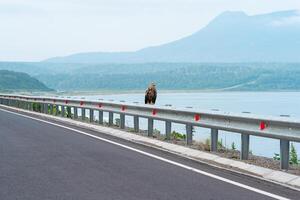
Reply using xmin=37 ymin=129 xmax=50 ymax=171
xmin=241 ymin=134 xmax=250 ymax=160
xmin=134 ymin=115 xmax=139 ymax=132
xmin=39 ymin=103 xmax=42 ymax=112
xmin=280 ymin=139 xmax=290 ymax=170
xmin=120 ymin=113 xmax=125 ymax=129
xmin=50 ymin=104 xmax=53 ymax=115
xmin=56 ymin=105 xmax=60 ymax=116
xmin=89 ymin=109 xmax=94 ymax=122
xmin=82 ymin=108 xmax=86 ymax=121
xmin=43 ymin=103 xmax=47 ymax=114
xmin=148 ymin=118 xmax=153 ymax=137
xmin=109 ymin=112 xmax=113 ymax=126
xmin=98 ymin=110 xmax=103 ymax=124
xmin=211 ymin=129 xmax=218 ymax=152
xmin=66 ymin=106 xmax=71 ymax=118
xmin=165 ymin=121 xmax=171 ymax=140
xmin=29 ymin=102 xmax=33 ymax=111
xmin=61 ymin=105 xmax=65 ymax=117
xmin=186 ymin=124 xmax=193 ymax=145
xmin=74 ymin=107 xmax=78 ymax=119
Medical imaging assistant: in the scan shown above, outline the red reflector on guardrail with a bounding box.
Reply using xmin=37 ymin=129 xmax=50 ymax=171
xmin=194 ymin=114 xmax=200 ymax=121
xmin=65 ymin=100 xmax=68 ymax=104
xmin=98 ymin=103 xmax=102 ymax=108
xmin=80 ymin=101 xmax=84 ymax=106
xmin=152 ymin=109 xmax=157 ymax=115
xmin=121 ymin=106 xmax=126 ymax=111
xmin=260 ymin=121 xmax=267 ymax=130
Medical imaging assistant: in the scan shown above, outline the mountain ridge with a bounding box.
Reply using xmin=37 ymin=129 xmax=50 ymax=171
xmin=45 ymin=10 xmax=300 ymax=63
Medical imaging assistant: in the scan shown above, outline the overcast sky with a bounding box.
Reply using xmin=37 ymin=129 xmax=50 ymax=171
xmin=0 ymin=0 xmax=300 ymax=61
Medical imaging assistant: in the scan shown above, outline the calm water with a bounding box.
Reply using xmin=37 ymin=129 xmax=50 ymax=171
xmin=71 ymin=92 xmax=300 ymax=158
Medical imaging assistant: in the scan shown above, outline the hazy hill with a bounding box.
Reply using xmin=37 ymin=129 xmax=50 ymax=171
xmin=1 ymin=62 xmax=300 ymax=91
xmin=45 ymin=10 xmax=300 ymax=63
xmin=0 ymin=70 xmax=52 ymax=92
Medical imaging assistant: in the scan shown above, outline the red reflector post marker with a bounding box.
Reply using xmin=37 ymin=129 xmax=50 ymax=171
xmin=152 ymin=109 xmax=157 ymax=116
xmin=194 ymin=114 xmax=200 ymax=121
xmin=260 ymin=121 xmax=267 ymax=130
xmin=98 ymin=103 xmax=102 ymax=108
xmin=121 ymin=106 xmax=126 ymax=111
xmin=80 ymin=101 xmax=84 ymax=106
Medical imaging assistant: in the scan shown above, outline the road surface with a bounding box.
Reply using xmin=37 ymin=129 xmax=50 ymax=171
xmin=0 ymin=107 xmax=299 ymax=200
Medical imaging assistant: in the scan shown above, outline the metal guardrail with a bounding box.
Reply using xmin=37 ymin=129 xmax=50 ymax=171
xmin=1 ymin=94 xmax=300 ymax=170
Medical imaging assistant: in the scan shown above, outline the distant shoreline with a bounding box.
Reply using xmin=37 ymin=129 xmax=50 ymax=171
xmin=4 ymin=89 xmax=300 ymax=97
xmin=41 ymin=89 xmax=300 ymax=96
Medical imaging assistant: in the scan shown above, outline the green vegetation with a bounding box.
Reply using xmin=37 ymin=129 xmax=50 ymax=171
xmin=218 ymin=139 xmax=223 ymax=149
xmin=1 ymin=62 xmax=300 ymax=91
xmin=273 ymin=153 xmax=280 ymax=161
xmin=231 ymin=142 xmax=236 ymax=150
xmin=290 ymin=143 xmax=299 ymax=165
xmin=171 ymin=131 xmax=186 ymax=140
xmin=273 ymin=143 xmax=299 ymax=165
xmin=0 ymin=70 xmax=52 ymax=92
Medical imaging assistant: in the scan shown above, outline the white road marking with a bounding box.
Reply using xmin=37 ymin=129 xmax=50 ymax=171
xmin=0 ymin=108 xmax=291 ymax=200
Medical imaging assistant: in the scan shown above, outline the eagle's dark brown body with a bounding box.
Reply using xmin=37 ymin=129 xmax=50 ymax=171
xmin=145 ymin=87 xmax=157 ymax=104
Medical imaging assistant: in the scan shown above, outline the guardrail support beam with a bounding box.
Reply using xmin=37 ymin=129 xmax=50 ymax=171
xmin=98 ymin=110 xmax=103 ymax=124
xmin=165 ymin=121 xmax=171 ymax=140
xmin=55 ymin=105 xmax=59 ymax=116
xmin=148 ymin=118 xmax=153 ymax=137
xmin=120 ymin=114 xmax=125 ymax=129
xmin=45 ymin=103 xmax=48 ymax=114
xmin=61 ymin=105 xmax=65 ymax=117
xmin=280 ymin=139 xmax=290 ymax=170
xmin=50 ymin=104 xmax=53 ymax=115
xmin=74 ymin=107 xmax=78 ymax=119
xmin=186 ymin=124 xmax=193 ymax=145
xmin=211 ymin=129 xmax=218 ymax=152
xmin=109 ymin=112 xmax=113 ymax=126
xmin=66 ymin=106 xmax=71 ymax=118
xmin=134 ymin=116 xmax=139 ymax=132
xmin=89 ymin=109 xmax=94 ymax=122
xmin=241 ymin=134 xmax=250 ymax=160
xmin=82 ymin=108 xmax=85 ymax=121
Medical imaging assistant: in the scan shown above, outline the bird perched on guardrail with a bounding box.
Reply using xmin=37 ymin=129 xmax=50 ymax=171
xmin=145 ymin=82 xmax=157 ymax=105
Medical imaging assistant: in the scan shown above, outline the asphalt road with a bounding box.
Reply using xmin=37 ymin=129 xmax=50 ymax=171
xmin=0 ymin=108 xmax=299 ymax=200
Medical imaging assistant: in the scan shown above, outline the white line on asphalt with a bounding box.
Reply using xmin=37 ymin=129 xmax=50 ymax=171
xmin=0 ymin=108 xmax=291 ymax=200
